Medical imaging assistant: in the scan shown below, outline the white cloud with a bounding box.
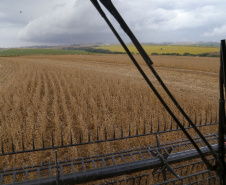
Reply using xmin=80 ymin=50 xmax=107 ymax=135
xmin=203 ymin=25 xmax=226 ymax=36
xmin=0 ymin=12 xmax=4 ymax=18
xmin=124 ymin=5 xmax=223 ymax=32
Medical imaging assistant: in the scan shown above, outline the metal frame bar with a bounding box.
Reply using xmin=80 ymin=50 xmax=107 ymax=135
xmin=0 ymin=133 xmax=221 ymax=185
xmin=218 ymin=39 xmax=226 ymax=184
xmin=0 ymin=120 xmax=217 ymax=157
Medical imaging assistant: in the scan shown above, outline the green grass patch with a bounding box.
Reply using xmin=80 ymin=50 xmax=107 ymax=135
xmin=0 ymin=48 xmax=90 ymax=56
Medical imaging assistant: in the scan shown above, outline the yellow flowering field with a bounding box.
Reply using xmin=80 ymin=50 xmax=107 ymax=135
xmin=97 ymin=44 xmax=220 ymax=55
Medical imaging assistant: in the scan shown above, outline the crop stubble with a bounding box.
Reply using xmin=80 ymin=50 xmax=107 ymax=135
xmin=0 ymin=54 xmax=220 ymax=181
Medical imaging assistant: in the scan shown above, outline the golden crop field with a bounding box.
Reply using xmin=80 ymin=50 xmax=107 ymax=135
xmin=0 ymin=54 xmax=220 ymax=184
xmin=97 ymin=44 xmax=220 ymax=55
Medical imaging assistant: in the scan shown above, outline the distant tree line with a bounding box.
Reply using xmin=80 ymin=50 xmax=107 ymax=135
xmin=151 ymin=52 xmax=220 ymax=57
xmin=62 ymin=47 xmax=125 ymax=54
xmin=62 ymin=47 xmax=219 ymax=57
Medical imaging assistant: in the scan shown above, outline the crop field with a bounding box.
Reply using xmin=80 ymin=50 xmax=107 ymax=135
xmin=0 ymin=48 xmax=89 ymax=56
xmin=0 ymin=44 xmax=220 ymax=57
xmin=0 ymin=54 xmax=220 ymax=183
xmin=97 ymin=44 xmax=220 ymax=55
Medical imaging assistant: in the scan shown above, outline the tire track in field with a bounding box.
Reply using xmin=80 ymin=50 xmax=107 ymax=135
xmin=28 ymin=65 xmax=46 ymax=129
xmin=61 ymin=70 xmax=85 ymax=145
xmin=51 ymin=68 xmax=78 ymax=149
xmin=42 ymin=66 xmax=73 ymax=146
xmin=51 ymin=68 xmax=77 ymax=146
xmin=42 ymin=68 xmax=59 ymax=144
xmin=58 ymin=71 xmax=76 ymax=142
xmin=22 ymin=66 xmax=39 ymax=129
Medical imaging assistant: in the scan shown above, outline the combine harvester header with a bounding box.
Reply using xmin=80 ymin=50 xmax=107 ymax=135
xmin=0 ymin=0 xmax=225 ymax=184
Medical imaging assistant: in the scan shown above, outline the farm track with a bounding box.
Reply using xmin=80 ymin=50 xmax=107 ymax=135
xmin=0 ymin=54 xmax=219 ymax=176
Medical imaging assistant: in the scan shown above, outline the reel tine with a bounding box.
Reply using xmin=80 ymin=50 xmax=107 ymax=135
xmin=129 ymin=123 xmax=131 ymax=137
xmin=61 ymin=129 xmax=64 ymax=146
xmin=170 ymin=118 xmax=173 ymax=130
xmin=200 ymin=113 xmax=202 ymax=125
xmin=1 ymin=137 xmax=4 ymax=154
xmin=113 ymin=124 xmax=116 ymax=139
xmin=42 ymin=133 xmax=45 ymax=149
xmin=150 ymin=119 xmax=153 ymax=133
xmin=22 ymin=134 xmax=25 ymax=151
xmin=11 ymin=136 xmax=15 ymax=153
xmin=105 ymin=126 xmax=108 ymax=140
xmin=70 ymin=130 xmax=73 ymax=145
xmin=121 ymin=124 xmax=123 ymax=138
xmin=52 ymin=131 xmax=54 ymax=147
xmin=194 ymin=112 xmax=197 ymax=126
xmin=144 ymin=121 xmax=146 ymax=134
xmin=88 ymin=129 xmax=91 ymax=143
xmin=164 ymin=118 xmax=166 ymax=131
xmin=97 ymin=127 xmax=99 ymax=141
xmin=210 ymin=112 xmax=213 ymax=123
xmin=157 ymin=119 xmax=160 ymax=132
xmin=32 ymin=134 xmax=35 ymax=150
xmin=79 ymin=131 xmax=82 ymax=144
xmin=136 ymin=122 xmax=138 ymax=135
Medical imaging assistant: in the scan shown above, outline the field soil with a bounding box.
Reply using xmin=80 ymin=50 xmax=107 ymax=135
xmin=0 ymin=54 xmax=220 ymax=183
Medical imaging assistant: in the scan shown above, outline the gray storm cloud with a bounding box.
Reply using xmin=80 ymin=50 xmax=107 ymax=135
xmin=0 ymin=0 xmax=226 ymax=47
xmin=18 ymin=0 xmax=109 ymax=44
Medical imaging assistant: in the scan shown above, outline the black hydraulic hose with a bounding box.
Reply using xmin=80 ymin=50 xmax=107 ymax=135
xmin=90 ymin=0 xmax=216 ymax=170
xmin=99 ymin=0 xmax=153 ymax=66
xmin=97 ymin=0 xmax=220 ymax=169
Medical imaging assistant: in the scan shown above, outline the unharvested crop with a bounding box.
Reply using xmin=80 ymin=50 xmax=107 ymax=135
xmin=0 ymin=54 xmax=219 ymax=182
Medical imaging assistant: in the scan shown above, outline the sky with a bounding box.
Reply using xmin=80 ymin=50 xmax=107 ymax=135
xmin=0 ymin=0 xmax=226 ymax=48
